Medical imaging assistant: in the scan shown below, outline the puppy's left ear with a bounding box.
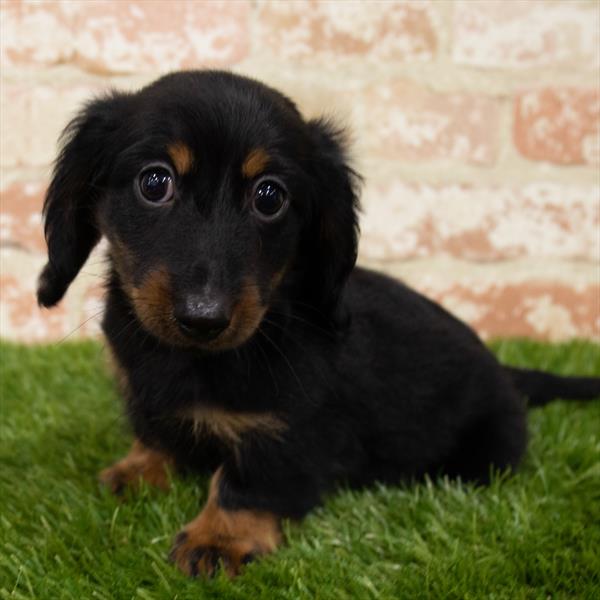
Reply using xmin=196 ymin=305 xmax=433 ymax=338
xmin=303 ymin=118 xmax=361 ymax=318
xmin=37 ymin=93 xmax=128 ymax=307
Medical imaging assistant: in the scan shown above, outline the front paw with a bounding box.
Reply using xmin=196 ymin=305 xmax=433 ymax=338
xmin=169 ymin=468 xmax=282 ymax=577
xmin=99 ymin=440 xmax=172 ymax=495
xmin=169 ymin=529 xmax=260 ymax=578
xmin=168 ymin=505 xmax=281 ymax=578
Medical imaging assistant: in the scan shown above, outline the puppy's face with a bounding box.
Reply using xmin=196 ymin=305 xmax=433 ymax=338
xmin=37 ymin=71 xmax=359 ymax=351
xmin=101 ymin=75 xmax=311 ymax=350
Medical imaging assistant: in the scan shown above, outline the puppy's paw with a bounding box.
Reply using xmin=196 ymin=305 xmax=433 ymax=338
xmin=168 ymin=530 xmax=260 ymax=578
xmin=168 ymin=507 xmax=281 ymax=578
xmin=99 ymin=440 xmax=172 ymax=495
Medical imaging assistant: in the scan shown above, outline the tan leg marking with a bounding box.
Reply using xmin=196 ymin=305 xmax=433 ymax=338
xmin=169 ymin=468 xmax=282 ymax=577
xmin=99 ymin=439 xmax=174 ymax=494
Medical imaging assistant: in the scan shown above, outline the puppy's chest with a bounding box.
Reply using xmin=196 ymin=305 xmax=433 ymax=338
xmin=179 ymin=404 xmax=286 ymax=447
xmin=123 ymin=354 xmax=286 ymax=450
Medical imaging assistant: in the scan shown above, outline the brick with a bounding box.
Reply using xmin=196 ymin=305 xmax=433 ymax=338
xmin=256 ymin=0 xmax=437 ymax=64
xmin=357 ymin=80 xmax=500 ymax=164
xmin=0 ymin=244 xmax=108 ymax=342
xmin=0 ymin=84 xmax=29 ymax=168
xmin=367 ymin=259 xmax=600 ymax=341
xmin=1 ymin=83 xmax=103 ymax=168
xmin=78 ymin=281 xmax=105 ymax=338
xmin=72 ymin=0 xmax=250 ymax=74
xmin=0 ymin=0 xmax=76 ymax=68
xmin=514 ymin=88 xmax=600 ymax=165
xmin=0 ymin=180 xmax=46 ymax=253
xmin=419 ymin=281 xmax=599 ymax=342
xmin=453 ymin=0 xmax=600 ymax=69
xmin=0 ymin=270 xmax=70 ymax=342
xmin=360 ymin=182 xmax=600 ymax=262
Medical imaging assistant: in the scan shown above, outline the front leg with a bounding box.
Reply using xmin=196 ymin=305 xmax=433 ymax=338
xmin=169 ymin=468 xmax=283 ymax=577
xmin=99 ymin=439 xmax=174 ymax=494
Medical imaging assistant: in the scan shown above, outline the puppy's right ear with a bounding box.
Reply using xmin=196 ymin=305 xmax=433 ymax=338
xmin=37 ymin=93 xmax=128 ymax=307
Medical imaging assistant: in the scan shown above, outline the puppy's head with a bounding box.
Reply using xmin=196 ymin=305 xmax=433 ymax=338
xmin=37 ymin=71 xmax=360 ymax=351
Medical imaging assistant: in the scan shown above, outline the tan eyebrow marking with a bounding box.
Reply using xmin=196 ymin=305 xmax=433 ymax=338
xmin=167 ymin=142 xmax=194 ymax=175
xmin=242 ymin=148 xmax=269 ymax=178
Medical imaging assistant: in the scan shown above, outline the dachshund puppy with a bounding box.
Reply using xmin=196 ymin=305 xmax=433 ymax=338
xmin=37 ymin=71 xmax=600 ymax=578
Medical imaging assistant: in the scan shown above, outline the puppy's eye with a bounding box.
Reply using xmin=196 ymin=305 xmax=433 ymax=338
xmin=138 ymin=166 xmax=174 ymax=204
xmin=252 ymin=179 xmax=288 ymax=220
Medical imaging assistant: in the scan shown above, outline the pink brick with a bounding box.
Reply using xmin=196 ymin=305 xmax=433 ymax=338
xmin=1 ymin=0 xmax=249 ymax=73
xmin=72 ymin=0 xmax=250 ymax=73
xmin=0 ymin=180 xmax=46 ymax=253
xmin=257 ymin=1 xmax=437 ymax=63
xmin=0 ymin=272 xmax=70 ymax=342
xmin=79 ymin=281 xmax=105 ymax=338
xmin=1 ymin=83 xmax=104 ymax=168
xmin=453 ymin=0 xmax=600 ymax=69
xmin=0 ymin=0 xmax=76 ymax=68
xmin=361 ymin=182 xmax=600 ymax=262
xmin=416 ymin=281 xmax=599 ymax=341
xmin=358 ymin=81 xmax=499 ymax=164
xmin=514 ymin=88 xmax=600 ymax=165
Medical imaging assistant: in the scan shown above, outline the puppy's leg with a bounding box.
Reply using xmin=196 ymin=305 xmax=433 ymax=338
xmin=169 ymin=467 xmax=282 ymax=578
xmin=445 ymin=411 xmax=528 ymax=484
xmin=99 ymin=439 xmax=174 ymax=494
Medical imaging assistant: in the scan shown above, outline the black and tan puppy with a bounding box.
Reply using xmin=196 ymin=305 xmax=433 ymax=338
xmin=37 ymin=71 xmax=600 ymax=578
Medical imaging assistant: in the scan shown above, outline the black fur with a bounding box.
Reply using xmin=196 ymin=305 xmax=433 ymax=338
xmin=38 ymin=71 xmax=600 ymax=537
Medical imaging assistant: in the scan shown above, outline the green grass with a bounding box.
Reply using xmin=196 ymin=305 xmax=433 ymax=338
xmin=1 ymin=339 xmax=599 ymax=600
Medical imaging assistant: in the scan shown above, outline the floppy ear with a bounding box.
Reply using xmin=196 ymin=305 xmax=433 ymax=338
xmin=303 ymin=118 xmax=361 ymax=319
xmin=37 ymin=93 xmax=127 ymax=307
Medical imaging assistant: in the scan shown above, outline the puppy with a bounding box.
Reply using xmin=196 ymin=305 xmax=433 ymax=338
xmin=37 ymin=71 xmax=600 ymax=578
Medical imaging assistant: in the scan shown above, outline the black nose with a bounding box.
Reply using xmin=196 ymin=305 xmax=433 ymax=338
xmin=173 ymin=294 xmax=231 ymax=341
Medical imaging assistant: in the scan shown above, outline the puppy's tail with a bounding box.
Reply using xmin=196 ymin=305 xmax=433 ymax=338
xmin=505 ymin=367 xmax=600 ymax=407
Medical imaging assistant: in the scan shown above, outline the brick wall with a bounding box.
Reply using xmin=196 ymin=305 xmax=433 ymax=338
xmin=1 ymin=0 xmax=598 ymax=342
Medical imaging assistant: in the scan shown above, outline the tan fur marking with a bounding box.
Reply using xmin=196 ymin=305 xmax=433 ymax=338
xmin=242 ymin=148 xmax=269 ymax=178
xmin=170 ymin=468 xmax=282 ymax=577
xmin=126 ymin=268 xmax=284 ymax=351
xmin=99 ymin=439 xmax=174 ymax=494
xmin=167 ymin=142 xmax=194 ymax=175
xmin=184 ymin=405 xmax=286 ymax=445
xmin=129 ymin=266 xmax=185 ymax=343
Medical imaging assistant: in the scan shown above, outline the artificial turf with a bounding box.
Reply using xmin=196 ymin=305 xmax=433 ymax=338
xmin=0 ymin=339 xmax=599 ymax=599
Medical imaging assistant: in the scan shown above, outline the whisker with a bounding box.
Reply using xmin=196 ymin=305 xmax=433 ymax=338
xmin=57 ymin=309 xmax=105 ymax=345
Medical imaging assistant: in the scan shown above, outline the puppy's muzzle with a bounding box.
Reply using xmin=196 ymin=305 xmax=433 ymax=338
xmin=173 ymin=293 xmax=231 ymax=341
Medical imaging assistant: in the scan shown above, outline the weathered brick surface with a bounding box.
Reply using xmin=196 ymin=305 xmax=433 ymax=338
xmin=1 ymin=83 xmax=104 ymax=167
xmin=422 ymin=281 xmax=599 ymax=341
xmin=453 ymin=0 xmax=600 ymax=69
xmin=514 ymin=88 xmax=600 ymax=165
xmin=360 ymin=182 xmax=600 ymax=262
xmin=0 ymin=180 xmax=46 ymax=253
xmin=1 ymin=0 xmax=250 ymax=73
xmin=72 ymin=1 xmax=250 ymax=73
xmin=0 ymin=0 xmax=75 ymax=68
xmin=0 ymin=269 xmax=70 ymax=342
xmin=0 ymin=1 xmax=598 ymax=342
xmin=256 ymin=1 xmax=437 ymax=64
xmin=0 ymin=247 xmax=107 ymax=342
xmin=357 ymin=81 xmax=500 ymax=164
xmin=370 ymin=259 xmax=599 ymax=340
